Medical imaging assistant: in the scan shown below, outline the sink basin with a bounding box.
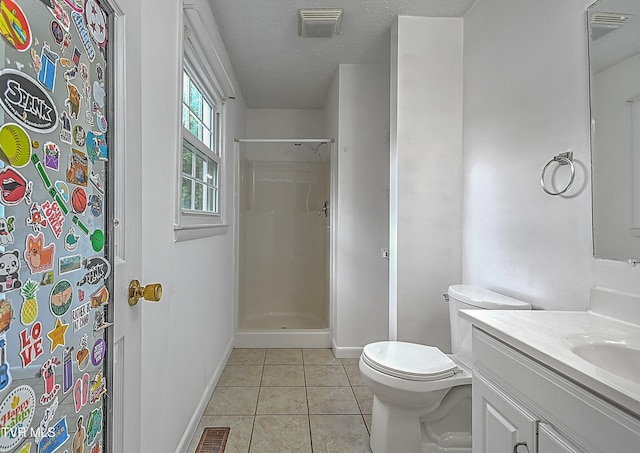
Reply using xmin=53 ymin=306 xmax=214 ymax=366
xmin=563 ymin=334 xmax=640 ymax=386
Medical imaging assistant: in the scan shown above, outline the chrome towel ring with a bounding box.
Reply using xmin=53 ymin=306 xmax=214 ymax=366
xmin=541 ymin=151 xmax=575 ymax=196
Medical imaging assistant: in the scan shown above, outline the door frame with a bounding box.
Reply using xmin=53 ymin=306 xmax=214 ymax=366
xmin=102 ymin=0 xmax=143 ymax=451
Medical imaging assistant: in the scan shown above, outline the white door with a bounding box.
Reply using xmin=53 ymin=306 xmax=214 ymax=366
xmin=0 ymin=0 xmax=141 ymax=452
xmin=108 ymin=1 xmax=144 ymax=452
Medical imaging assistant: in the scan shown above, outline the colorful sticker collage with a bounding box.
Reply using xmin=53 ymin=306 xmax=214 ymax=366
xmin=0 ymin=0 xmax=111 ymax=452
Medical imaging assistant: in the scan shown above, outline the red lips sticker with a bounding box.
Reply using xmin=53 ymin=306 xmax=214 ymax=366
xmin=0 ymin=166 xmax=32 ymax=205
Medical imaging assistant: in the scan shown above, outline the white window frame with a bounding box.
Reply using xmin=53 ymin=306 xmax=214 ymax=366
xmin=175 ymin=11 xmax=229 ymax=241
xmin=181 ymin=66 xmax=220 ymax=213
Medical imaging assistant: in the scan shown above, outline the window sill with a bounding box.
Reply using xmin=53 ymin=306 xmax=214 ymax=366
xmin=174 ymin=222 xmax=229 ymax=242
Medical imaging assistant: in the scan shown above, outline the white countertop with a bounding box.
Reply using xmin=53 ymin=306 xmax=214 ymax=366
xmin=461 ymin=309 xmax=640 ymax=417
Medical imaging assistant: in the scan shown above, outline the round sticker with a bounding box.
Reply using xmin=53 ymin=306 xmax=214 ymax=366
xmin=71 ymin=187 xmax=87 ymax=214
xmin=0 ymin=123 xmax=31 ymax=167
xmin=96 ymin=112 xmax=108 ymax=133
xmin=90 ymin=229 xmax=104 ymax=252
xmin=0 ymin=385 xmax=36 ymax=450
xmin=50 ymin=280 xmax=73 ymax=317
xmin=85 ymin=0 xmax=108 ymax=46
xmin=0 ymin=0 xmax=32 ymax=52
xmin=91 ymin=338 xmax=106 ymax=366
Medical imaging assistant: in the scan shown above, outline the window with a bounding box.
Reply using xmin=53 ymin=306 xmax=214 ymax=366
xmin=177 ymin=9 xmax=233 ymax=241
xmin=181 ymin=70 xmax=219 ymax=214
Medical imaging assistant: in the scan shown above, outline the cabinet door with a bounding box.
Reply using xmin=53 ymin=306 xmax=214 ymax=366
xmin=539 ymin=423 xmax=582 ymax=453
xmin=473 ymin=374 xmax=538 ymax=453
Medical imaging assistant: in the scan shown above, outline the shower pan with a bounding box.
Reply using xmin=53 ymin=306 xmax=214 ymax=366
xmin=234 ymin=139 xmax=334 ymax=348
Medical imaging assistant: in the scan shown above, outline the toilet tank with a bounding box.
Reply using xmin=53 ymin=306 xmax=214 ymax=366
xmin=448 ymin=284 xmax=531 ymax=368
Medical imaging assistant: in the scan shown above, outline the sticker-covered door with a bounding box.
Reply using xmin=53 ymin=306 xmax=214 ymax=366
xmin=0 ymin=0 xmax=111 ymax=452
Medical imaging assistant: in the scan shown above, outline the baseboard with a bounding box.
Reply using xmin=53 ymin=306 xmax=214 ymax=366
xmin=175 ymin=336 xmax=234 ymax=453
xmin=331 ymin=338 xmax=363 ymax=359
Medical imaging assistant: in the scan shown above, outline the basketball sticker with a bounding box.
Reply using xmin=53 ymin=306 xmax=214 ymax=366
xmin=0 ymin=123 xmax=32 ymax=167
xmin=71 ymin=187 xmax=86 ymax=214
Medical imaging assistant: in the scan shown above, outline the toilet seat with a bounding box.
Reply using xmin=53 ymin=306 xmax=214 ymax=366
xmin=361 ymin=341 xmax=459 ymax=381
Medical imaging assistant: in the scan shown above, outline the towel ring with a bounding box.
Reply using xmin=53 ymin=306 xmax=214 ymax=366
xmin=541 ymin=152 xmax=575 ymax=196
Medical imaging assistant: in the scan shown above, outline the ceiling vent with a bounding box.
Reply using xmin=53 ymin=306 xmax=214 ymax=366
xmin=298 ymin=8 xmax=343 ymax=38
xmin=589 ymin=11 xmax=633 ymax=40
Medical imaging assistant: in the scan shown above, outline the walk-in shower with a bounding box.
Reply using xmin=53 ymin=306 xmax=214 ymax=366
xmin=235 ymin=138 xmax=333 ymax=348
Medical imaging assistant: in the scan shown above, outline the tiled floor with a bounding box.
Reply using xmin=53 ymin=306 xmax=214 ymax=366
xmin=186 ymin=348 xmax=373 ymax=453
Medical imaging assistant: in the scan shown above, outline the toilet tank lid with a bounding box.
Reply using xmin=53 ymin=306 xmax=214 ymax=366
xmin=448 ymin=284 xmax=531 ymax=310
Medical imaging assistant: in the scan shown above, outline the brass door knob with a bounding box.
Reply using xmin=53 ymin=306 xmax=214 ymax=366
xmin=128 ymin=280 xmax=163 ymax=306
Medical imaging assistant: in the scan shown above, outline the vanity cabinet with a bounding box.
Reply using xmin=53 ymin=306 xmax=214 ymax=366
xmin=538 ymin=423 xmax=580 ymax=453
xmin=472 ymin=327 xmax=640 ymax=453
xmin=473 ymin=373 xmax=537 ymax=452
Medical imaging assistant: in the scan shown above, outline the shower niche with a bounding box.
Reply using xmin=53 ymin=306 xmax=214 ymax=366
xmin=236 ymin=139 xmax=331 ymax=346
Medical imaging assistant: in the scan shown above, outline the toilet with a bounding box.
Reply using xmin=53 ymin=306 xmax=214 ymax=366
xmin=359 ymin=284 xmax=531 ymax=453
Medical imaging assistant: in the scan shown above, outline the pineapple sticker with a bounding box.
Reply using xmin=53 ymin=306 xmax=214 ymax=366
xmin=20 ymin=279 xmax=39 ymax=325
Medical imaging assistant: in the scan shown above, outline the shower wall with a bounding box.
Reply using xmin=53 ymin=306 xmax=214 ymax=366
xmin=238 ymin=142 xmax=330 ymax=329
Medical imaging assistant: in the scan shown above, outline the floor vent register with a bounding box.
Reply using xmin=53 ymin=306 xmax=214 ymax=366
xmin=195 ymin=427 xmax=231 ymax=453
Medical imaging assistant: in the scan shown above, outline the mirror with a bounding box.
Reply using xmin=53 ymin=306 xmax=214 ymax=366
xmin=589 ymin=0 xmax=640 ymax=261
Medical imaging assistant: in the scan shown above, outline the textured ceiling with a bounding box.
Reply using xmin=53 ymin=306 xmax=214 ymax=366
xmin=208 ymin=0 xmax=476 ymax=109
xmin=589 ymin=0 xmax=640 ymax=73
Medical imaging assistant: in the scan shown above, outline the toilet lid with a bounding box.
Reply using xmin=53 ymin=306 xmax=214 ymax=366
xmin=362 ymin=341 xmax=459 ymax=381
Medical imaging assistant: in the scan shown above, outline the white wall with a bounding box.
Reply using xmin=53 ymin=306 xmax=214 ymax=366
xmin=139 ymin=0 xmax=246 ymax=451
xmin=391 ymin=17 xmax=463 ymax=351
xmin=325 ymin=71 xmax=340 ymax=346
xmin=247 ymin=109 xmax=326 ymax=139
xmin=592 ymin=53 xmax=640 ymax=260
xmin=245 ymin=109 xmax=327 ymax=161
xmin=462 ymin=0 xmax=640 ymax=309
xmin=331 ymin=64 xmax=390 ymax=356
